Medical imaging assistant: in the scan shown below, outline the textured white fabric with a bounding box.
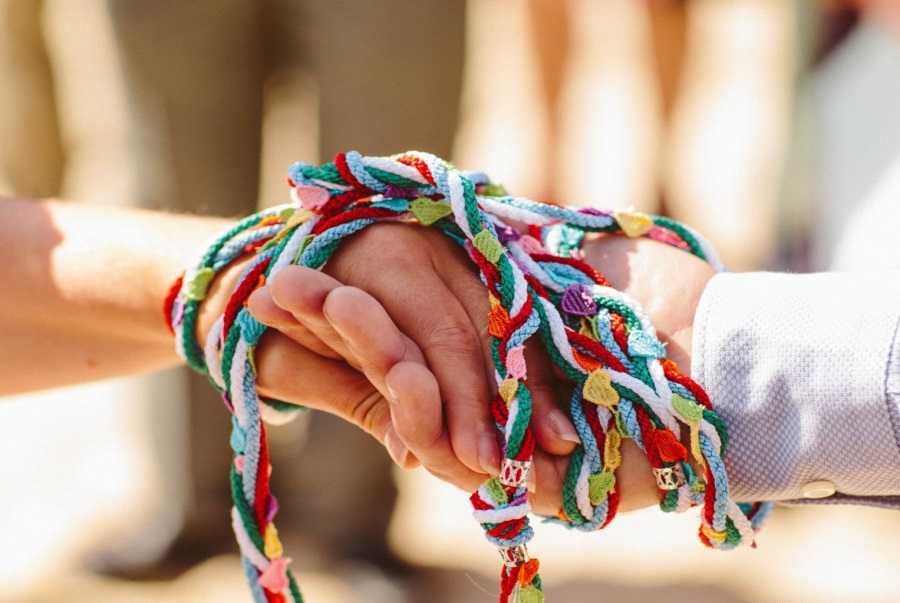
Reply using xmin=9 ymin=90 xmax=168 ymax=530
xmin=693 ymin=270 xmax=900 ymax=506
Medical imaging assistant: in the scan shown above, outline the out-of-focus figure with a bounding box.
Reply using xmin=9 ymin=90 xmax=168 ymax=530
xmin=806 ymin=0 xmax=900 ymax=270
xmin=456 ymin=0 xmax=797 ymax=271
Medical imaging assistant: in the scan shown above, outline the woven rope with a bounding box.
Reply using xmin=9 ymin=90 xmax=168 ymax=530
xmin=169 ymin=151 xmax=771 ymax=603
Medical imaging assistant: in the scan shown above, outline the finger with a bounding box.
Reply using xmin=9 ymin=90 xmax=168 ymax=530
xmin=431 ymin=249 xmax=497 ymax=395
xmin=266 ymin=265 xmax=358 ymax=365
xmin=527 ymin=440 xmax=663 ymax=516
xmin=325 ymin=224 xmax=498 ymax=475
xmin=528 ymin=450 xmax=568 ymax=516
xmin=324 ymin=264 xmax=498 ymax=476
xmin=322 ymin=285 xmax=487 ymax=484
xmin=408 ymin=286 xmax=499 ymax=476
xmin=247 ymin=284 xmax=339 ymax=360
xmin=319 ymin=284 xmax=434 ymax=462
xmin=613 ymin=438 xmax=661 ymax=513
xmin=321 ymin=284 xmax=428 ymax=379
xmin=425 ymin=233 xmax=505 ymax=470
xmin=254 ymin=328 xmax=419 ymax=469
xmin=382 ymin=420 xmax=421 ymax=470
xmin=524 ymin=342 xmax=581 ymax=456
xmin=385 ymin=360 xmax=486 ymax=491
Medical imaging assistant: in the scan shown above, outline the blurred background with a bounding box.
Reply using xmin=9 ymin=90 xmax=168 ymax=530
xmin=2 ymin=0 xmax=899 ymax=601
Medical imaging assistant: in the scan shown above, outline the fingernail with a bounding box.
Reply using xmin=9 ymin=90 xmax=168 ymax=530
xmin=326 ymin=314 xmax=352 ymax=347
xmin=247 ymin=288 xmax=281 ymax=326
xmin=385 ymin=383 xmax=399 ymax=406
xmin=384 ymin=427 xmax=408 ymax=467
xmin=479 ymin=431 xmax=501 ymax=474
xmin=549 ymin=410 xmax=581 ymax=444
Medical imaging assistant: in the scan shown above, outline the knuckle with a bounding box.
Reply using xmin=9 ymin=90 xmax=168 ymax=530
xmin=330 ymin=223 xmax=419 ymax=282
xmin=347 ymin=386 xmax=390 ymax=437
xmin=475 ymin=320 xmax=491 ymax=348
xmin=425 ymin=318 xmax=482 ymax=360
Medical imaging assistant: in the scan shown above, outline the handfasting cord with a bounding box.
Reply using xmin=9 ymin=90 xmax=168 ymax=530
xmin=167 ymin=151 xmax=772 ymax=603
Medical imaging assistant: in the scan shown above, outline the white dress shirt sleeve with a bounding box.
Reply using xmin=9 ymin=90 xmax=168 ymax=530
xmin=692 ymin=270 xmax=900 ymax=507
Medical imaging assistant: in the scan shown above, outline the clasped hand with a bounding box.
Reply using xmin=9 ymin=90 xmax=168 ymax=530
xmin=239 ymin=223 xmax=714 ymax=515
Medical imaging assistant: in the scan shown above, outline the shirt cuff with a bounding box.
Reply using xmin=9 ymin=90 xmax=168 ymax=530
xmin=691 ymin=271 xmax=900 ymax=507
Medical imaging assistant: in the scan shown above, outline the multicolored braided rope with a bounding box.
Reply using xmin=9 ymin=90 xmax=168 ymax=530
xmin=168 ymin=151 xmax=772 ymax=603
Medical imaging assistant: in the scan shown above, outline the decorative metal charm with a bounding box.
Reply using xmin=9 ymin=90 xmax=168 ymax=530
xmin=499 ymin=458 xmax=531 ymax=488
xmin=653 ymin=464 xmax=687 ymax=490
xmin=498 ymin=544 xmax=530 ymax=568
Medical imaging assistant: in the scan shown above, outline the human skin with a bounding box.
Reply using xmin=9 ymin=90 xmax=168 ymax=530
xmin=249 ymin=223 xmax=716 ymax=514
xmin=0 ymin=198 xmax=229 ymax=393
xmin=0 ymin=200 xmax=434 ymax=435
xmin=0 ymin=199 xmax=562 ymax=492
xmin=0 ymin=199 xmax=713 ymax=515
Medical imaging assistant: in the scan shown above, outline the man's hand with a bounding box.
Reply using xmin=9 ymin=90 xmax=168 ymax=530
xmin=581 ymin=234 xmax=717 ymax=375
xmin=246 ymin=225 xmax=716 ymax=515
xmin=247 ymin=223 xmax=581 ymax=497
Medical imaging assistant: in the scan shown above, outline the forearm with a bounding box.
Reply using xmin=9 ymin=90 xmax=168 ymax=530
xmin=0 ymin=198 xmax=231 ymax=395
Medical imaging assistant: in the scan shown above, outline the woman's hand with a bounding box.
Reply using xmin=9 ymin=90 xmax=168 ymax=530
xmin=244 ymin=225 xmax=716 ymax=515
xmin=246 ymin=223 xmax=581 ymax=500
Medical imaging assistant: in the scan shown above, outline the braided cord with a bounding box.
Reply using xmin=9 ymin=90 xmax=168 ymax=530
xmin=170 ymin=151 xmax=771 ymax=603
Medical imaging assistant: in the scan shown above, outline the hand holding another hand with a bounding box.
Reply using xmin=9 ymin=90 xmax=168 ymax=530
xmin=246 ymin=222 xmax=716 ymax=516
xmin=247 ymin=224 xmax=580 ymax=497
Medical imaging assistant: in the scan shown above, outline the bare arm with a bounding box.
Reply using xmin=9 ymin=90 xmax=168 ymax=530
xmin=0 ymin=199 xmax=425 ymax=478
xmin=0 ymin=198 xmax=229 ymax=394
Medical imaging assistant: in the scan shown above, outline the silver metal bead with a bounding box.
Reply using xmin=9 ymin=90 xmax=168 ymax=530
xmin=653 ymin=464 xmax=686 ymax=490
xmin=498 ymin=544 xmax=530 ymax=568
xmin=499 ymin=458 xmax=531 ymax=488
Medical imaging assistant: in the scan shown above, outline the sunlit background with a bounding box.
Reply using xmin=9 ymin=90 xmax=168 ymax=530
xmin=2 ymin=1 xmax=899 ymax=602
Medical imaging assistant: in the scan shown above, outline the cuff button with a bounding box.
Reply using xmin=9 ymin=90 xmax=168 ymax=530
xmin=801 ymin=480 xmax=836 ymax=499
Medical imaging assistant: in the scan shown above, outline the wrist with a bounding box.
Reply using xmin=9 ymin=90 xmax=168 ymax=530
xmin=580 ymin=234 xmax=713 ymax=375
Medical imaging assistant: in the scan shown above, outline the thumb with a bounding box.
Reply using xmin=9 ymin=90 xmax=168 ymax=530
xmin=254 ymin=328 xmax=419 ymax=469
xmin=523 ymin=342 xmax=581 ymax=456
